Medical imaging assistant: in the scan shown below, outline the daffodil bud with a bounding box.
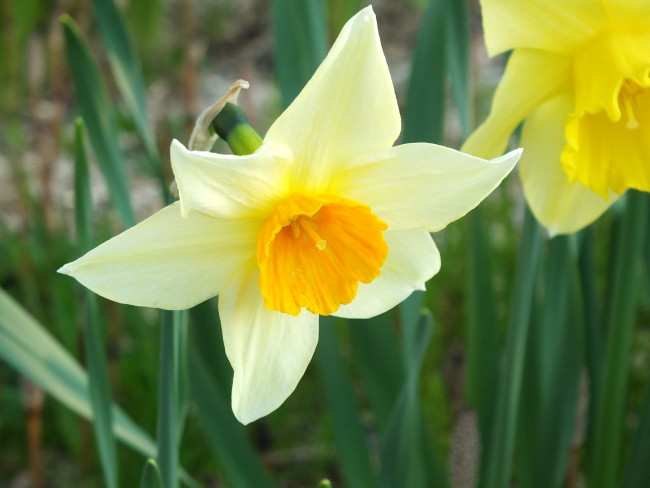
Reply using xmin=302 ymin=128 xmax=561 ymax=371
xmin=210 ymin=102 xmax=263 ymax=156
xmin=188 ymin=79 xmax=251 ymax=151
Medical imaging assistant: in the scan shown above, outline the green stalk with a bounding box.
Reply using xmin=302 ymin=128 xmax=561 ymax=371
xmin=482 ymin=208 xmax=543 ymax=488
xmin=588 ymin=191 xmax=649 ymax=488
xmin=156 ymin=311 xmax=184 ymax=488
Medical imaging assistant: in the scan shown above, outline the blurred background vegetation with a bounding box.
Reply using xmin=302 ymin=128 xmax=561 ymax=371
xmin=1 ymin=0 xmax=649 ymax=487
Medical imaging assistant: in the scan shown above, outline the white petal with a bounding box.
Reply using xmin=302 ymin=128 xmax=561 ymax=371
xmin=520 ymin=95 xmax=618 ymax=235
xmin=58 ymin=202 xmax=257 ymax=309
xmin=331 ymin=144 xmax=521 ymax=232
xmin=333 ymin=229 xmax=440 ymax=319
xmin=264 ymin=6 xmax=401 ymax=192
xmin=219 ymin=262 xmax=319 ymax=424
xmin=170 ymin=139 xmax=292 ymax=219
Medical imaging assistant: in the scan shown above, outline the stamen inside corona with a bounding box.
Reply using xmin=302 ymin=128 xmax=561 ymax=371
xmin=562 ymin=76 xmax=650 ymax=196
xmin=622 ymin=80 xmax=642 ymax=129
xmin=257 ymin=193 xmax=388 ymax=316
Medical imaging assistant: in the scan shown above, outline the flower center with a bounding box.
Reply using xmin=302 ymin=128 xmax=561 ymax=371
xmin=561 ymin=74 xmax=650 ymax=196
xmin=257 ymin=193 xmax=388 ymax=316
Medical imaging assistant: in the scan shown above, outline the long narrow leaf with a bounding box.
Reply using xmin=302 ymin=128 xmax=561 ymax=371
xmin=517 ymin=236 xmax=581 ymax=488
xmin=588 ymin=191 xmax=649 ymax=488
xmin=348 ymin=313 xmax=404 ymax=433
xmin=271 ymin=0 xmax=327 ymax=107
xmin=402 ymin=0 xmax=446 ymax=144
xmin=61 ymin=16 xmax=135 ymax=228
xmin=482 ymin=208 xmax=543 ymax=488
xmin=466 ymin=208 xmax=500 ymax=456
xmin=90 ymin=0 xmax=168 ymax=201
xmin=380 ymin=309 xmax=446 ymax=488
xmin=140 ymin=459 xmax=164 ymax=488
xmin=90 ymin=0 xmax=157 ymax=159
xmin=188 ymin=351 xmax=275 ymax=488
xmin=621 ymin=378 xmax=650 ymax=488
xmin=317 ymin=317 xmax=379 ymax=488
xmin=75 ymin=119 xmax=119 ymax=488
xmin=0 ymin=287 xmax=152 ymax=456
xmin=445 ymin=0 xmax=472 ymax=136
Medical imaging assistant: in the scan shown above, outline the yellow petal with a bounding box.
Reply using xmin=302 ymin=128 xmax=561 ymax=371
xmin=572 ymin=28 xmax=650 ymax=119
xmin=520 ymin=95 xmax=618 ymax=235
xmin=58 ymin=203 xmax=257 ymax=309
xmin=480 ymin=0 xmax=605 ymax=56
xmin=333 ymin=229 xmax=440 ymax=319
xmin=170 ymin=139 xmax=292 ymax=219
xmin=264 ymin=6 xmax=400 ymax=193
xmin=219 ymin=262 xmax=319 ymax=425
xmin=462 ymin=49 xmax=571 ymax=160
xmin=331 ymin=144 xmax=521 ymax=232
xmin=604 ymin=0 xmax=650 ymax=25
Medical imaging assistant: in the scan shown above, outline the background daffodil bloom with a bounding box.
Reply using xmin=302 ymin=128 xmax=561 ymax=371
xmin=464 ymin=0 xmax=650 ymax=235
xmin=59 ymin=6 xmax=521 ymax=424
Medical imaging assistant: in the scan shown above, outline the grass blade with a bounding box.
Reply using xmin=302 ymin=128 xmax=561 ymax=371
xmin=380 ymin=309 xmax=447 ymax=488
xmin=466 ymin=208 xmax=500 ymax=459
xmin=188 ymin=351 xmax=275 ymax=488
xmin=621 ymin=379 xmax=650 ymax=488
xmin=317 ymin=317 xmax=379 ymax=488
xmin=61 ymin=15 xmax=135 ymax=228
xmin=0 ymin=287 xmax=153 ymax=457
xmin=90 ymin=0 xmax=168 ymax=199
xmin=445 ymin=0 xmax=472 ymax=136
xmin=588 ymin=191 xmax=649 ymax=488
xmin=578 ymin=228 xmax=603 ymax=421
xmin=348 ymin=313 xmax=404 ymax=433
xmin=271 ymin=0 xmax=327 ymax=107
xmin=402 ymin=0 xmax=446 ymax=144
xmin=140 ymin=459 xmax=163 ymax=488
xmin=482 ymin=207 xmax=543 ymax=488
xmin=517 ymin=235 xmax=581 ymax=488
xmin=74 ymin=119 xmax=119 ymax=488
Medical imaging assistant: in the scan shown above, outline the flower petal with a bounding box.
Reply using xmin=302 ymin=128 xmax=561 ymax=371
xmin=264 ymin=6 xmax=401 ymax=192
xmin=573 ymin=29 xmax=650 ymax=119
xmin=462 ymin=49 xmax=571 ymax=159
xmin=480 ymin=0 xmax=605 ymax=56
xmin=604 ymin=0 xmax=650 ymax=24
xmin=520 ymin=95 xmax=618 ymax=235
xmin=58 ymin=202 xmax=257 ymax=309
xmin=331 ymin=144 xmax=521 ymax=232
xmin=170 ymin=139 xmax=292 ymax=219
xmin=333 ymin=229 xmax=440 ymax=319
xmin=219 ymin=262 xmax=319 ymax=424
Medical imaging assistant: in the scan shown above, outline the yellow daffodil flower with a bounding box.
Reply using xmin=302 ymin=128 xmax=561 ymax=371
xmin=463 ymin=0 xmax=650 ymax=234
xmin=59 ymin=7 xmax=521 ymax=424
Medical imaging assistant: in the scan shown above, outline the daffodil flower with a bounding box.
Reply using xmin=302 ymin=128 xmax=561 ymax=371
xmin=464 ymin=0 xmax=650 ymax=234
xmin=59 ymin=7 xmax=520 ymax=424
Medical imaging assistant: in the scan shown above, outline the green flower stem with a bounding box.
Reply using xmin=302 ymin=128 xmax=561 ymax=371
xmin=482 ymin=207 xmax=543 ymax=488
xmin=156 ymin=311 xmax=184 ymax=488
xmin=211 ymin=103 xmax=263 ymax=156
xmin=588 ymin=191 xmax=649 ymax=488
